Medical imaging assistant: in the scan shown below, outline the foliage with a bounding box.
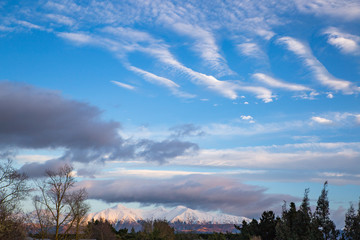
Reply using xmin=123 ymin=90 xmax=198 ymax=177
xmin=86 ymin=218 xmax=118 ymax=240
xmin=139 ymin=219 xmax=176 ymax=240
xmin=342 ymin=198 xmax=360 ymax=240
xmin=314 ymin=181 xmax=338 ymax=240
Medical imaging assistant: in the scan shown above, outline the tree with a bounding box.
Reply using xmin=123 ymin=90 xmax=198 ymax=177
xmin=0 ymin=159 xmax=30 ymax=240
xmin=32 ymin=195 xmax=53 ymax=240
xmin=86 ymin=218 xmax=117 ymax=240
xmin=343 ymin=199 xmax=360 ymax=240
xmin=68 ymin=188 xmax=90 ymax=240
xmin=313 ymin=181 xmax=338 ymax=240
xmin=297 ymin=188 xmax=312 ymax=239
xmin=259 ymin=211 xmax=277 ymax=240
xmin=140 ymin=219 xmax=175 ymax=240
xmin=35 ymin=164 xmax=88 ymax=240
xmin=276 ymin=201 xmax=299 ymax=240
xmin=235 ymin=218 xmax=261 ymax=240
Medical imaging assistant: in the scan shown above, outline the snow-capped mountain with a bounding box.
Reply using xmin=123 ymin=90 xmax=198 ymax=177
xmin=86 ymin=204 xmax=248 ymax=224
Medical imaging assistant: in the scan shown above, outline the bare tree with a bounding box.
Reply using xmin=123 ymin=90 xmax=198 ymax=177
xmin=35 ymin=164 xmax=89 ymax=240
xmin=32 ymin=195 xmax=53 ymax=240
xmin=0 ymin=159 xmax=30 ymax=239
xmin=0 ymin=159 xmax=29 ymax=211
xmin=68 ymin=188 xmax=90 ymax=240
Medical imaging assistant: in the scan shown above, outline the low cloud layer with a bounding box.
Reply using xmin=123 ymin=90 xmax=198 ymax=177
xmin=80 ymin=174 xmax=297 ymax=218
xmin=0 ymin=81 xmax=198 ymax=176
xmin=0 ymin=81 xmax=120 ymax=150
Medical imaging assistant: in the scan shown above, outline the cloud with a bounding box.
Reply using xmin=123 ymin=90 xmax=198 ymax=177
xmin=0 ymin=81 xmax=199 ymax=175
xmin=277 ymin=36 xmax=359 ymax=94
xmin=311 ymin=116 xmax=333 ymax=125
xmin=171 ymin=142 xmax=360 ymax=174
xmin=237 ymin=43 xmax=265 ymax=59
xmin=127 ymin=66 xmax=195 ymax=98
xmin=136 ymin=139 xmax=199 ymax=164
xmin=80 ymin=175 xmax=297 ymax=217
xmin=0 ymin=81 xmax=121 ymax=150
xmin=240 ymin=115 xmax=255 ymax=123
xmin=327 ymin=93 xmax=334 ymax=99
xmin=46 ymin=14 xmax=75 ymax=26
xmin=111 ymin=80 xmax=135 ymax=90
xmin=16 ymin=20 xmax=44 ymax=30
xmin=19 ymin=158 xmax=70 ymax=178
xmin=253 ymin=73 xmax=313 ymax=92
xmin=57 ymin=32 xmax=93 ymax=44
xmin=160 ymin=15 xmax=234 ymax=76
xmin=169 ymin=124 xmax=205 ymax=138
xmin=240 ymin=115 xmax=253 ymax=120
xmin=323 ymin=27 xmax=360 ymax=55
xmin=295 ymin=0 xmax=360 ymax=21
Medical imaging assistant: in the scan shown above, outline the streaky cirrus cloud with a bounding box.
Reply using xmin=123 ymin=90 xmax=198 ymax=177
xmin=111 ymin=80 xmax=135 ymax=90
xmin=127 ymin=66 xmax=195 ymax=98
xmin=58 ymin=27 xmax=276 ymax=102
xmin=253 ymin=73 xmax=313 ymax=92
xmin=295 ymin=0 xmax=360 ymax=21
xmin=79 ymin=174 xmax=297 ymax=218
xmin=237 ymin=43 xmax=266 ymax=59
xmin=323 ymin=27 xmax=360 ymax=55
xmin=277 ymin=36 xmax=359 ymax=94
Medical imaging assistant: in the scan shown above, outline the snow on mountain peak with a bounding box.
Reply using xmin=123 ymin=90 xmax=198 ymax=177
xmin=86 ymin=204 xmax=249 ymax=225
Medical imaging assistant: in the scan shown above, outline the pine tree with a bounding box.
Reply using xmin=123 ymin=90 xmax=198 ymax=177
xmin=313 ymin=181 xmax=338 ymax=240
xmin=259 ymin=211 xmax=277 ymax=240
xmin=343 ymin=198 xmax=360 ymax=240
xmin=297 ymin=188 xmax=312 ymax=239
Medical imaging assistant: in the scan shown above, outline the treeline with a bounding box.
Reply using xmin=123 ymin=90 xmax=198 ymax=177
xmin=235 ymin=182 xmax=360 ymax=240
xmin=1 ymin=159 xmax=360 ymax=240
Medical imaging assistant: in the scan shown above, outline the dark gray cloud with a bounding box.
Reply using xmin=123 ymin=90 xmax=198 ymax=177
xmin=0 ymin=81 xmax=121 ymax=149
xmin=80 ymin=175 xmax=297 ymax=218
xmin=1 ymin=81 xmax=198 ymax=176
xmin=169 ymin=124 xmax=205 ymax=138
xmin=19 ymin=158 xmax=70 ymax=178
xmin=137 ymin=139 xmax=199 ymax=164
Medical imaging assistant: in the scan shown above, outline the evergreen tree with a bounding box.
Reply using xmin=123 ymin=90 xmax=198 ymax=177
xmin=297 ymin=188 xmax=313 ymax=239
xmin=276 ymin=201 xmax=300 ymax=240
xmin=313 ymin=181 xmax=338 ymax=240
xmin=235 ymin=219 xmax=261 ymax=240
xmin=343 ymin=199 xmax=360 ymax=240
xmin=259 ymin=211 xmax=277 ymax=240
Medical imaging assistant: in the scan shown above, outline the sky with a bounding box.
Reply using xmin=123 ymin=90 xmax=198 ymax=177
xmin=0 ymin=0 xmax=360 ymax=228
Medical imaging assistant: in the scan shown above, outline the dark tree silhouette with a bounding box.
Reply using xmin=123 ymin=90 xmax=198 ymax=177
xmin=314 ymin=181 xmax=338 ymax=240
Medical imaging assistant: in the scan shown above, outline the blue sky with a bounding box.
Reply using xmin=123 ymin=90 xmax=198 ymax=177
xmin=1 ymin=0 xmax=360 ymax=227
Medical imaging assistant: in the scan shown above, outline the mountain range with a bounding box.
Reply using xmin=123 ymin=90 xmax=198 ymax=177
xmin=86 ymin=204 xmax=248 ymax=225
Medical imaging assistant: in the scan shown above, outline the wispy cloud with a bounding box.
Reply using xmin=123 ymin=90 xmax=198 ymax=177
xmin=237 ymin=43 xmax=266 ymax=59
xmin=253 ymin=73 xmax=313 ymax=92
xmin=172 ymin=142 xmax=360 ymax=174
xmin=323 ymin=27 xmax=360 ymax=55
xmin=45 ymin=14 xmax=75 ymax=26
xmin=127 ymin=66 xmax=195 ymax=98
xmin=311 ymin=116 xmax=333 ymax=125
xmin=163 ymin=19 xmax=234 ymax=76
xmin=295 ymin=0 xmax=360 ymax=21
xmin=277 ymin=36 xmax=359 ymax=94
xmin=57 ymin=32 xmax=93 ymax=44
xmin=111 ymin=81 xmax=135 ymax=90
